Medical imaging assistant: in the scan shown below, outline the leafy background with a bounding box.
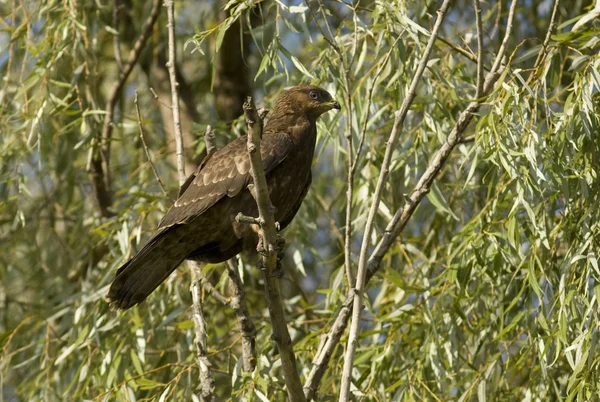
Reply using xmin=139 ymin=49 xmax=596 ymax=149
xmin=1 ymin=0 xmax=599 ymax=400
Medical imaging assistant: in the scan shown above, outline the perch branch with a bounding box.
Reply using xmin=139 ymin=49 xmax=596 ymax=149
xmin=338 ymin=1 xmax=453 ymax=399
xmin=243 ymin=97 xmax=306 ymax=402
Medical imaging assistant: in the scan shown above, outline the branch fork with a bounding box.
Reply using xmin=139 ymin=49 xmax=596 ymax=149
xmin=243 ymin=96 xmax=306 ymax=402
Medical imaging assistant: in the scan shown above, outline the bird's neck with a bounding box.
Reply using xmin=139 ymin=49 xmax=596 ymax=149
xmin=265 ymin=107 xmax=316 ymax=146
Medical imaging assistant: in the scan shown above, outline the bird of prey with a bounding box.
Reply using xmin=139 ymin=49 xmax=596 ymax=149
xmin=107 ymin=85 xmax=340 ymax=309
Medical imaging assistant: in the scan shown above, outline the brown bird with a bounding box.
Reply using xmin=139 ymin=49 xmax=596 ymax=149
xmin=107 ymin=85 xmax=340 ymax=309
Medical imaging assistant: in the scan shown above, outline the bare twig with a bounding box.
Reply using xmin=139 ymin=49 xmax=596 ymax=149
xmin=338 ymin=1 xmax=453 ymax=399
xmin=226 ymin=258 xmax=257 ymax=373
xmin=134 ymin=90 xmax=172 ymax=202
xmin=164 ymin=0 xmax=215 ymax=399
xmin=88 ymin=0 xmax=161 ymax=217
xmin=306 ymin=2 xmax=519 ymax=399
xmin=243 ymin=97 xmax=306 ymax=402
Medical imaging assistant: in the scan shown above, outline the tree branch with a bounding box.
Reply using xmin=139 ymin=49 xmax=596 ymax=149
xmin=189 ymin=264 xmax=216 ymax=401
xmin=243 ymin=97 xmax=305 ymax=402
xmin=164 ymin=0 xmax=215 ymax=399
xmin=88 ymin=0 xmax=161 ymax=218
xmin=338 ymin=1 xmax=453 ymax=399
xmin=226 ymin=258 xmax=257 ymax=373
xmin=112 ymin=0 xmax=123 ymax=73
xmin=165 ymin=0 xmax=185 ymax=185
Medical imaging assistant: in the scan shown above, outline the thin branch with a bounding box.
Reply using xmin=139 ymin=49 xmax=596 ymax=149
xmin=194 ymin=271 xmax=229 ymax=305
xmin=526 ymin=0 xmax=560 ymax=85
xmin=88 ymin=0 xmax=161 ymax=217
xmin=164 ymin=0 xmax=215 ymax=399
xmin=189 ymin=264 xmax=216 ymax=401
xmin=338 ymin=1 xmax=453 ymax=399
xmin=351 ymin=37 xmax=400 ymax=178
xmin=165 ymin=0 xmax=186 ymax=185
xmin=437 ymin=36 xmax=478 ymax=64
xmin=304 ymin=0 xmax=355 ymax=287
xmin=459 ymin=134 xmax=476 ymax=144
xmin=474 ymin=0 xmax=484 ymax=98
xmin=305 ymin=2 xmax=519 ymax=399
xmin=134 ymin=90 xmax=172 ymax=202
xmin=149 ymin=87 xmax=173 ymax=109
xmin=243 ymin=97 xmax=306 ymax=402
xmin=226 ymin=258 xmax=257 ymax=373
xmin=113 ymin=0 xmax=123 ymax=72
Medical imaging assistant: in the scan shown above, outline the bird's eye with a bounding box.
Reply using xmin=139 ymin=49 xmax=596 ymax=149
xmin=309 ymin=91 xmax=318 ymax=100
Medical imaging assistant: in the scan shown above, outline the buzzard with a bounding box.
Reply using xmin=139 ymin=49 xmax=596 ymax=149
xmin=107 ymin=85 xmax=340 ymax=309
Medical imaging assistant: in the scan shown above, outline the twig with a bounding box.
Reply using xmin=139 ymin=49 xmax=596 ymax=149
xmin=474 ymin=0 xmax=484 ymax=99
xmin=113 ymin=0 xmax=123 ymax=72
xmin=459 ymin=135 xmax=476 ymax=144
xmin=338 ymin=1 xmax=453 ymax=399
xmin=437 ymin=36 xmax=477 ymax=64
xmin=164 ymin=0 xmax=215 ymax=399
xmin=194 ymin=272 xmax=229 ymax=305
xmin=526 ymin=0 xmax=560 ymax=85
xmin=88 ymin=0 xmax=161 ymax=217
xmin=189 ymin=263 xmax=216 ymax=401
xmin=226 ymin=258 xmax=257 ymax=373
xmin=134 ymin=90 xmax=172 ymax=202
xmin=304 ymin=0 xmax=355 ymax=287
xmin=305 ymin=2 xmax=519 ymax=399
xmin=243 ymin=97 xmax=306 ymax=402
xmin=149 ymin=87 xmax=173 ymax=109
xmin=165 ymin=0 xmax=186 ymax=185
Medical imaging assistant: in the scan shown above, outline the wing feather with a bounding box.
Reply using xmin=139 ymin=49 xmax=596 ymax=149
xmin=158 ymin=132 xmax=293 ymax=229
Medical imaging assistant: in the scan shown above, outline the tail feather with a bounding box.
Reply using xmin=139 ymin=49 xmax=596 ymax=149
xmin=106 ymin=227 xmax=191 ymax=310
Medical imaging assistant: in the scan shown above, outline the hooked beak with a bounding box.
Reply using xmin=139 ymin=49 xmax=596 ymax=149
xmin=329 ymin=100 xmax=341 ymax=110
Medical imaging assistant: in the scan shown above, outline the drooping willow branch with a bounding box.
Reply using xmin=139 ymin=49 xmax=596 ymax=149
xmin=88 ymin=0 xmax=161 ymax=218
xmin=306 ymin=0 xmax=521 ymax=399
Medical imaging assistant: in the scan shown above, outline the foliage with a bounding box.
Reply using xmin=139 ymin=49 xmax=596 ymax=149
xmin=1 ymin=0 xmax=599 ymax=400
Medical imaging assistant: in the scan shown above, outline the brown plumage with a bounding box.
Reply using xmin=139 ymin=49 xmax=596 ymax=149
xmin=106 ymin=85 xmax=340 ymax=309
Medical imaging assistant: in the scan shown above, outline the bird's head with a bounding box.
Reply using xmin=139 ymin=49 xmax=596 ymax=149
xmin=283 ymin=85 xmax=341 ymax=119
